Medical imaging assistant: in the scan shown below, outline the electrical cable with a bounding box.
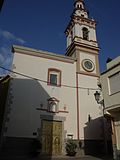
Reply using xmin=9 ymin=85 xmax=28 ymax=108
xmin=0 ymin=65 xmax=99 ymax=91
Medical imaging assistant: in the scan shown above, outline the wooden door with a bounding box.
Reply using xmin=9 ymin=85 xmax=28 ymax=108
xmin=42 ymin=120 xmax=62 ymax=155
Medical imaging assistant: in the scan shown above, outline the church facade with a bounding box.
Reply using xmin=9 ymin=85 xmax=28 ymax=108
xmin=3 ymin=0 xmax=105 ymax=156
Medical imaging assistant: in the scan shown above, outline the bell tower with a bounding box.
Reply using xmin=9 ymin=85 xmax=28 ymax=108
xmin=65 ymin=0 xmax=102 ymax=144
xmin=65 ymin=0 xmax=100 ymax=76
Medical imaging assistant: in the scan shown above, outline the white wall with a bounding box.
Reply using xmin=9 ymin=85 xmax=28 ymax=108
xmin=78 ymin=74 xmax=102 ymax=140
xmin=101 ymin=65 xmax=120 ymax=109
xmin=5 ymin=52 xmax=77 ymax=139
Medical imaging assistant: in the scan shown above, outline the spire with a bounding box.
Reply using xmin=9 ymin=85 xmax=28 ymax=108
xmin=74 ymin=0 xmax=85 ymax=10
xmin=73 ymin=0 xmax=88 ymax=18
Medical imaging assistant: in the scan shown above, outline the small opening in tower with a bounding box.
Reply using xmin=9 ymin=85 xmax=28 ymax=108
xmin=71 ymin=30 xmax=73 ymax=41
xmin=76 ymin=4 xmax=82 ymax=9
xmin=82 ymin=27 xmax=89 ymax=40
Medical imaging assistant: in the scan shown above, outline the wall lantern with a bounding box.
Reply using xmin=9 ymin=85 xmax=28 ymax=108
xmin=94 ymin=91 xmax=100 ymax=104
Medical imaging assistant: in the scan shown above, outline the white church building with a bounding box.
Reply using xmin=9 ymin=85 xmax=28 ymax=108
xmin=2 ymin=0 xmax=109 ymax=156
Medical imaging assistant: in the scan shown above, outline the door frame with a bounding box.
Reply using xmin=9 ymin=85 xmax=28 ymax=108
xmin=40 ymin=114 xmax=66 ymax=155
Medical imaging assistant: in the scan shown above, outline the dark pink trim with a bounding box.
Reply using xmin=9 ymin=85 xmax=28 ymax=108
xmin=76 ymin=73 xmax=80 ymax=140
xmin=59 ymin=110 xmax=69 ymax=113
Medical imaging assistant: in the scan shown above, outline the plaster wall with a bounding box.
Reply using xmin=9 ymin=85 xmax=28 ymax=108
xmin=4 ymin=52 xmax=77 ymax=139
xmin=100 ymin=65 xmax=120 ymax=108
xmin=74 ymin=24 xmax=80 ymax=38
xmin=89 ymin=27 xmax=97 ymax=42
xmin=78 ymin=74 xmax=102 ymax=140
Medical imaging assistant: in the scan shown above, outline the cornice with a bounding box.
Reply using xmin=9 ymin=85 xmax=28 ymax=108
xmin=66 ymin=41 xmax=100 ymax=56
xmin=76 ymin=71 xmax=100 ymax=78
xmin=101 ymin=62 xmax=120 ymax=75
xmin=65 ymin=15 xmax=96 ymax=34
xmin=12 ymin=45 xmax=76 ymax=64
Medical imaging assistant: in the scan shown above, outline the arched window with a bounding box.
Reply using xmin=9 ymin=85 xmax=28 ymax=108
xmin=82 ymin=27 xmax=89 ymax=40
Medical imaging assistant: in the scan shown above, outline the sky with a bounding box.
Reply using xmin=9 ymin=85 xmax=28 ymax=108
xmin=0 ymin=0 xmax=120 ymax=75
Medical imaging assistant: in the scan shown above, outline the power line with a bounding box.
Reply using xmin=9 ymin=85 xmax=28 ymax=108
xmin=0 ymin=65 xmax=99 ymax=91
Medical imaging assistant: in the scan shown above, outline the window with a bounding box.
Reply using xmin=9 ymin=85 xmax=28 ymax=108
xmin=48 ymin=68 xmax=61 ymax=87
xmin=82 ymin=27 xmax=89 ymax=40
xmin=50 ymin=74 xmax=57 ymax=85
xmin=108 ymin=72 xmax=120 ymax=95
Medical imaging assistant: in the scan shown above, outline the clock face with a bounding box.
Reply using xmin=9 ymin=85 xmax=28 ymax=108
xmin=82 ymin=59 xmax=95 ymax=72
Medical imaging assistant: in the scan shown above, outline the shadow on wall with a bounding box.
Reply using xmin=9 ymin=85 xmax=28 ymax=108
xmin=0 ymin=76 xmax=10 ymax=143
xmin=1 ymin=77 xmax=59 ymax=159
xmin=83 ymin=116 xmax=113 ymax=157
